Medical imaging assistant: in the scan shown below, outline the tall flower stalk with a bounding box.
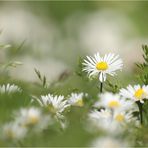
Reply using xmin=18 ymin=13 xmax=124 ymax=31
xmin=100 ymin=82 xmax=103 ymax=93
xmin=136 ymin=101 xmax=143 ymax=124
xmin=120 ymin=84 xmax=148 ymax=125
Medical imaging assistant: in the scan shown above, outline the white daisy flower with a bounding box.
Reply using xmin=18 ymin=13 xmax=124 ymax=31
xmin=94 ymin=92 xmax=135 ymax=111
xmin=35 ymin=93 xmax=70 ymax=117
xmin=2 ymin=122 xmax=27 ymax=141
xmin=83 ymin=53 xmax=123 ymax=82
xmin=68 ymin=92 xmax=87 ymax=107
xmin=120 ymin=84 xmax=148 ymax=103
xmin=113 ymin=110 xmax=139 ymax=125
xmin=90 ymin=136 xmax=128 ymax=148
xmin=89 ymin=109 xmax=111 ymax=120
xmin=88 ymin=109 xmax=115 ymax=133
xmin=0 ymin=83 xmax=22 ymax=94
xmin=14 ymin=107 xmax=52 ymax=132
xmin=88 ymin=108 xmax=138 ymax=134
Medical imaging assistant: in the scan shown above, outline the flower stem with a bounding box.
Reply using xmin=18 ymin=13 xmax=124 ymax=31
xmin=100 ymin=82 xmax=103 ymax=93
xmin=136 ymin=101 xmax=143 ymax=124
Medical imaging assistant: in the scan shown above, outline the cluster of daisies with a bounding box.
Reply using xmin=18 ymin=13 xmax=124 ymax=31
xmin=0 ymin=84 xmax=87 ymax=142
xmin=83 ymin=52 xmax=148 ymax=147
xmin=0 ymin=52 xmax=148 ymax=147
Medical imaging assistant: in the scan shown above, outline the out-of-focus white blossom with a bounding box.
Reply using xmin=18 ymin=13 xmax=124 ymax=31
xmin=90 ymin=136 xmax=128 ymax=148
xmin=87 ymin=108 xmax=138 ymax=134
xmin=68 ymin=92 xmax=87 ymax=107
xmin=94 ymin=92 xmax=136 ymax=111
xmin=2 ymin=122 xmax=27 ymax=141
xmin=0 ymin=83 xmax=22 ymax=94
xmin=14 ymin=107 xmax=52 ymax=132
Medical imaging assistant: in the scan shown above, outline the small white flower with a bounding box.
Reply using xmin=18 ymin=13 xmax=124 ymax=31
xmin=14 ymin=107 xmax=52 ymax=132
xmin=83 ymin=53 xmax=123 ymax=82
xmin=0 ymin=83 xmax=22 ymax=94
xmin=94 ymin=92 xmax=135 ymax=111
xmin=68 ymin=92 xmax=87 ymax=107
xmin=89 ymin=109 xmax=111 ymax=120
xmin=113 ymin=109 xmax=139 ymax=125
xmin=88 ymin=109 xmax=114 ymax=133
xmin=88 ymin=108 xmax=138 ymax=134
xmin=120 ymin=84 xmax=148 ymax=103
xmin=2 ymin=122 xmax=27 ymax=141
xmin=35 ymin=93 xmax=70 ymax=117
xmin=90 ymin=136 xmax=128 ymax=148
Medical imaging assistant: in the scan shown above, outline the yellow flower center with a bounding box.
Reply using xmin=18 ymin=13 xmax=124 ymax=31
xmin=108 ymin=100 xmax=120 ymax=108
xmin=115 ymin=114 xmax=125 ymax=122
xmin=29 ymin=116 xmax=39 ymax=125
xmin=75 ymin=99 xmax=84 ymax=107
xmin=134 ymin=88 xmax=145 ymax=99
xmin=96 ymin=62 xmax=108 ymax=71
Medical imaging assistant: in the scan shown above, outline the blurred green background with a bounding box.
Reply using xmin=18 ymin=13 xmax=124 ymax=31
xmin=0 ymin=2 xmax=148 ymax=80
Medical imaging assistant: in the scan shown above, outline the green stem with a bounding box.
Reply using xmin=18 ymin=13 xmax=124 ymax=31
xmin=136 ymin=101 xmax=143 ymax=124
xmin=100 ymin=82 xmax=103 ymax=93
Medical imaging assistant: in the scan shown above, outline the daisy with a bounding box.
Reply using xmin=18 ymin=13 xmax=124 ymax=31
xmin=90 ymin=136 xmax=128 ymax=148
xmin=94 ymin=92 xmax=135 ymax=111
xmin=14 ymin=107 xmax=52 ymax=132
xmin=89 ymin=109 xmax=111 ymax=120
xmin=114 ymin=111 xmax=130 ymax=123
xmin=120 ymin=84 xmax=148 ymax=103
xmin=113 ymin=110 xmax=139 ymax=125
xmin=0 ymin=83 xmax=22 ymax=94
xmin=2 ymin=122 xmax=27 ymax=141
xmin=83 ymin=52 xmax=123 ymax=82
xmin=67 ymin=92 xmax=87 ymax=107
xmin=87 ymin=109 xmax=115 ymax=133
xmin=88 ymin=109 xmax=138 ymax=134
xmin=35 ymin=93 xmax=70 ymax=117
